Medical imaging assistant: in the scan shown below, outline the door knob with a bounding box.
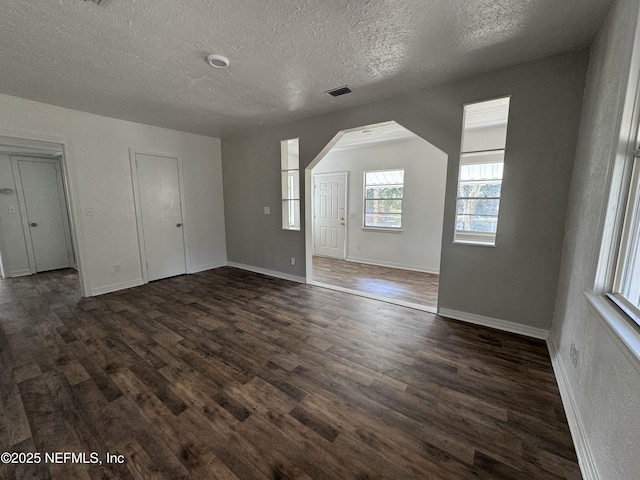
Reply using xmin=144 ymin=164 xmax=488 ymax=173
xmin=176 ymin=223 xmax=182 ymax=227
xmin=30 ymin=222 xmax=37 ymax=227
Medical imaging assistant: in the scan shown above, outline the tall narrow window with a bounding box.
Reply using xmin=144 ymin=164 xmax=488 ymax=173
xmin=364 ymin=169 xmax=404 ymax=229
xmin=281 ymin=138 xmax=300 ymax=230
xmin=455 ymin=96 xmax=511 ymax=245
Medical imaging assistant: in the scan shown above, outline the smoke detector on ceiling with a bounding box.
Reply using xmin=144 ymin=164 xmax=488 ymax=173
xmin=85 ymin=0 xmax=113 ymax=7
xmin=206 ymin=54 xmax=230 ymax=69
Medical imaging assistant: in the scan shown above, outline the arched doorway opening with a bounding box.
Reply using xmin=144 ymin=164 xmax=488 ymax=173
xmin=305 ymin=121 xmax=447 ymax=312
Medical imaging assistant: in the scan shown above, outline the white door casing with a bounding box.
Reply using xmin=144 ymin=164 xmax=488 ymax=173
xmin=132 ymin=152 xmax=187 ymax=282
xmin=313 ymin=172 xmax=347 ymax=259
xmin=13 ymin=157 xmax=74 ymax=272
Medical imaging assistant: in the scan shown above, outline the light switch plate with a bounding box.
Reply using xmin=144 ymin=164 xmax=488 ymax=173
xmin=264 ymin=207 xmax=270 ymax=215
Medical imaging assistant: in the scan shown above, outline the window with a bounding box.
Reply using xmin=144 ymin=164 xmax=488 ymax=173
xmin=364 ymin=169 xmax=404 ymax=229
xmin=610 ymin=148 xmax=640 ymax=327
xmin=281 ymin=138 xmax=300 ymax=230
xmin=455 ymin=96 xmax=511 ymax=245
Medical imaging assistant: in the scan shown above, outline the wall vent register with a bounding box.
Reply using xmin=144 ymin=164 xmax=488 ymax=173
xmin=326 ymin=86 xmax=352 ymax=97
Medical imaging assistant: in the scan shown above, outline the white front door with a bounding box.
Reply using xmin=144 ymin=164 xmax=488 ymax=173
xmin=15 ymin=158 xmax=73 ymax=272
xmin=313 ymin=172 xmax=346 ymax=259
xmin=134 ymin=153 xmax=186 ymax=281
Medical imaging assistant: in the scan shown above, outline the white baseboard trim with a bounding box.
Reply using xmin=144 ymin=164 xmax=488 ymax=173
xmin=9 ymin=269 xmax=33 ymax=277
xmin=308 ymin=280 xmax=437 ymax=314
xmin=189 ymin=261 xmax=227 ymax=274
xmin=437 ymin=308 xmax=549 ymax=339
xmin=547 ymin=339 xmax=599 ymax=480
xmin=90 ymin=278 xmax=144 ymax=296
xmin=344 ymin=256 xmax=439 ymax=274
xmin=226 ymin=262 xmax=306 ymax=284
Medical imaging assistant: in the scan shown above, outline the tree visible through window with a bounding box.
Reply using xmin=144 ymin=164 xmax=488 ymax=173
xmin=364 ymin=169 xmax=404 ymax=229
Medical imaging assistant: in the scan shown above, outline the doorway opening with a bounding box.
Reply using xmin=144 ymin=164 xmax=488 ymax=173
xmin=306 ymin=121 xmax=447 ymax=312
xmin=0 ymin=135 xmax=81 ymax=292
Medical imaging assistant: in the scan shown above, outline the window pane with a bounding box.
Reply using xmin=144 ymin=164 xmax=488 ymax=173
xmin=456 ymin=198 xmax=499 ymax=216
xmin=364 ymin=169 xmax=404 ymax=229
xmin=281 ymin=170 xmax=299 ymax=200
xmin=456 ymin=214 xmax=498 ymax=233
xmin=365 ymin=186 xmax=403 ymax=199
xmin=365 ymin=170 xmax=403 ymax=186
xmin=460 ymin=162 xmax=503 ymax=182
xmin=458 ymin=181 xmax=502 ymax=198
xmin=365 ymin=213 xmax=401 ymax=228
xmin=281 ymin=138 xmax=299 ymax=170
xmin=617 ymin=159 xmax=640 ymax=306
xmin=281 ymin=200 xmax=300 ymax=230
xmin=462 ymin=97 xmax=510 ymax=153
xmin=365 ymin=199 xmax=403 ymax=214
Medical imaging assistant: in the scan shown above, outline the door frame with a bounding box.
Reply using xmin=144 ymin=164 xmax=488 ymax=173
xmin=312 ymin=171 xmax=348 ymax=260
xmin=11 ymin=156 xmax=75 ymax=273
xmin=129 ymin=148 xmax=190 ymax=284
xmin=0 ymin=129 xmax=87 ymax=296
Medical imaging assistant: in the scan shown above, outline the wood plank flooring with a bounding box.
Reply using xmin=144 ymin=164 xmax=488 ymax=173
xmin=312 ymin=256 xmax=439 ymax=309
xmin=0 ymin=267 xmax=581 ymax=479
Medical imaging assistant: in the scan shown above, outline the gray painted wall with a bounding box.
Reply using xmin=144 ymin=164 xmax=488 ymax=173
xmin=551 ymin=0 xmax=640 ymax=477
xmin=222 ymin=50 xmax=588 ymax=329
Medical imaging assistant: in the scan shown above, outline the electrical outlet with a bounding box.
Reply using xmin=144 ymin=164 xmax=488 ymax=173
xmin=114 ymin=264 xmax=121 ymax=273
xmin=290 ymin=257 xmax=296 ymax=266
xmin=349 ymin=212 xmax=355 ymax=219
xmin=264 ymin=206 xmax=270 ymax=215
xmin=357 ymin=243 xmax=361 ymax=250
xmin=570 ymin=343 xmax=579 ymax=369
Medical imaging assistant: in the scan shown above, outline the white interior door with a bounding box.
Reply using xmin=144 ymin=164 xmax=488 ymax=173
xmin=134 ymin=153 xmax=186 ymax=281
xmin=313 ymin=172 xmax=346 ymax=258
xmin=16 ymin=158 xmax=73 ymax=272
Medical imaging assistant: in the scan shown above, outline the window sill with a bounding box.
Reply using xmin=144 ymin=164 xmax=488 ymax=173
xmin=362 ymin=227 xmax=403 ymax=233
xmin=452 ymin=240 xmax=496 ymax=247
xmin=583 ymin=291 xmax=640 ymax=367
xmin=453 ymin=231 xmax=496 ymax=246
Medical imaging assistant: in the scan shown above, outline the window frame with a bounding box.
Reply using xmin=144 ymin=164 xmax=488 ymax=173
xmin=592 ymin=41 xmax=640 ymax=358
xmin=362 ymin=168 xmax=404 ymax=231
xmin=281 ymin=138 xmax=300 ymax=231
xmin=454 ymin=96 xmax=511 ymax=246
xmin=608 ymin=148 xmax=640 ymax=328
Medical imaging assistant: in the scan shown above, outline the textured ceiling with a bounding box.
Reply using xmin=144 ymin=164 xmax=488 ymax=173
xmin=331 ymin=121 xmax=418 ymax=151
xmin=0 ymin=0 xmax=612 ymax=138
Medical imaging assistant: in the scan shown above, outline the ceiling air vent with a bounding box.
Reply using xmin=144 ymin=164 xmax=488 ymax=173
xmin=326 ymin=86 xmax=352 ymax=97
xmin=86 ymin=0 xmax=113 ymax=7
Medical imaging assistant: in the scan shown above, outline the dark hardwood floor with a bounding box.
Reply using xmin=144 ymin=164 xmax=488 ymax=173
xmin=0 ymin=267 xmax=581 ymax=479
xmin=312 ymin=256 xmax=439 ymax=309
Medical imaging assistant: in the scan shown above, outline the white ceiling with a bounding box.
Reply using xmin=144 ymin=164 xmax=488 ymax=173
xmin=0 ymin=0 xmax=612 ymax=138
xmin=331 ymin=122 xmax=418 ymax=151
